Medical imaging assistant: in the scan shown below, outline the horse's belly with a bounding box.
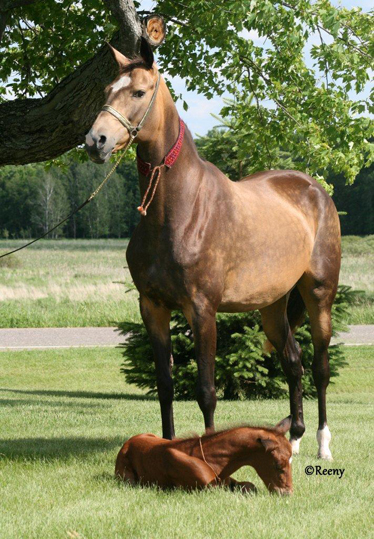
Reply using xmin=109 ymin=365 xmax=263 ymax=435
xmin=219 ymin=230 xmax=313 ymax=311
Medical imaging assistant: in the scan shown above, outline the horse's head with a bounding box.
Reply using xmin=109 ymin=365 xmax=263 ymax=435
xmin=86 ymin=16 xmax=166 ymax=164
xmin=254 ymin=416 xmax=293 ymax=495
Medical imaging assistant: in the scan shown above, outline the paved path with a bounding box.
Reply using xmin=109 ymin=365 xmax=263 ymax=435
xmin=0 ymin=327 xmax=125 ymax=351
xmin=0 ymin=325 xmax=373 ymax=351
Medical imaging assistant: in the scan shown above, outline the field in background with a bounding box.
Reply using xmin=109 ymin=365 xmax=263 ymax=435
xmin=0 ymin=239 xmax=140 ymax=327
xmin=0 ymin=345 xmax=372 ymax=539
xmin=0 ymin=236 xmax=373 ymax=328
xmin=339 ymin=236 xmax=374 ymax=324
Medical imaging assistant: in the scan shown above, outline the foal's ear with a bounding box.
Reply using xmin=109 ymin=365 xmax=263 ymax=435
xmin=142 ymin=15 xmax=166 ymax=48
xmin=274 ymin=415 xmax=292 ymax=435
xmin=107 ymin=43 xmax=131 ymax=71
xmin=258 ymin=438 xmax=278 ymax=453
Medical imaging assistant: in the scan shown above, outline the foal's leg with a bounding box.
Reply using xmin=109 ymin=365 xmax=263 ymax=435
xmin=298 ymin=275 xmax=336 ymax=460
xmin=140 ymin=296 xmax=174 ymax=440
xmin=185 ymin=305 xmax=217 ymax=433
xmin=166 ymin=448 xmax=218 ymax=489
xmin=260 ymin=296 xmax=305 ymax=454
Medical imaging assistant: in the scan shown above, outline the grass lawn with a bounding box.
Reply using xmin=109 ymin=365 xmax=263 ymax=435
xmin=0 ymin=345 xmax=373 ymax=539
xmin=1 ymin=236 xmax=374 ymax=328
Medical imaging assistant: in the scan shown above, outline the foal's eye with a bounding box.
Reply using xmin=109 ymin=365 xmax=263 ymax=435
xmin=132 ymin=90 xmax=145 ymax=98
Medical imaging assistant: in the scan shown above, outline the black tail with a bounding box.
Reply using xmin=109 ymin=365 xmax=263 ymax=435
xmin=263 ymin=286 xmax=306 ymax=353
xmin=287 ymin=286 xmax=306 ymax=332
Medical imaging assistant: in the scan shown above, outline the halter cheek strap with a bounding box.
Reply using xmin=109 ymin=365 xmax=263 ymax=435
xmin=102 ymin=72 xmax=161 ymax=138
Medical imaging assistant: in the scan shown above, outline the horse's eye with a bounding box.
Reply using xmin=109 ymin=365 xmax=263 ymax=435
xmin=132 ymin=90 xmax=145 ymax=98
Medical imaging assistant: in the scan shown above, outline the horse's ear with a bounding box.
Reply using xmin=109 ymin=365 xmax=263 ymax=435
xmin=274 ymin=416 xmax=292 ymax=435
xmin=142 ymin=15 xmax=166 ymax=48
xmin=140 ymin=37 xmax=154 ymax=69
xmin=107 ymin=43 xmax=131 ymax=71
xmin=258 ymin=437 xmax=278 ymax=453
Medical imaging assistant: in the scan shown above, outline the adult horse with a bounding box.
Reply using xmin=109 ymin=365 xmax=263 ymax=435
xmin=85 ymin=36 xmax=341 ymax=461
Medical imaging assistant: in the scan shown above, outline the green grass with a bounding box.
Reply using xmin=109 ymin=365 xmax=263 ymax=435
xmin=0 ymin=346 xmax=373 ymax=538
xmin=0 ymin=236 xmax=373 ymax=328
xmin=0 ymin=239 xmax=140 ymax=328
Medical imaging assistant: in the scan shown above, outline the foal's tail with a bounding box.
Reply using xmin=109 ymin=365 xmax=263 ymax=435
xmin=263 ymin=287 xmax=306 ymax=353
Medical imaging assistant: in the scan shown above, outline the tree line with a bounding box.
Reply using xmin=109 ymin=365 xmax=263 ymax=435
xmin=0 ymin=129 xmax=372 ymax=239
xmin=0 ymin=158 xmax=140 ymax=240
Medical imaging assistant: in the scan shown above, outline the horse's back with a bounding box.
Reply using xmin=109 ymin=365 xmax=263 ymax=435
xmin=217 ymin=169 xmax=340 ymax=311
xmin=237 ymin=169 xmax=338 ymax=215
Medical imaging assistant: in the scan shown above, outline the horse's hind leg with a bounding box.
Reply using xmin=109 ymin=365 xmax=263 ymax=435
xmin=298 ymin=273 xmax=337 ymax=461
xmin=260 ymin=296 xmax=305 ymax=454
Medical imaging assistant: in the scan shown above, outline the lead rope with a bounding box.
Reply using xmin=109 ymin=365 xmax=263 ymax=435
xmin=0 ymin=136 xmax=134 ymax=260
xmin=198 ymin=437 xmax=221 ymax=484
xmin=137 ymin=163 xmax=165 ymax=217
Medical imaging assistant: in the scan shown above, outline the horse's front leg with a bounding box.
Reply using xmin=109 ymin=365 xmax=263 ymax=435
xmin=140 ymin=295 xmax=174 ymax=440
xmin=187 ymin=305 xmax=217 ymax=433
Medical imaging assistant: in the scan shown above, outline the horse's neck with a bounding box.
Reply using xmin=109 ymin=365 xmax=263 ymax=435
xmin=196 ymin=428 xmax=262 ymax=477
xmin=136 ymin=85 xmax=204 ymax=229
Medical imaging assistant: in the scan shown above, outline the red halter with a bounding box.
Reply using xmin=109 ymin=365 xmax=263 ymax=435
xmin=137 ymin=118 xmax=185 ymax=177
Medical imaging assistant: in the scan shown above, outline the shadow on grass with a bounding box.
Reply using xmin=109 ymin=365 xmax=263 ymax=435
xmin=0 ymin=388 xmax=155 ymax=401
xmin=0 ymin=435 xmax=128 ymax=461
xmin=0 ymin=397 xmax=101 ymax=408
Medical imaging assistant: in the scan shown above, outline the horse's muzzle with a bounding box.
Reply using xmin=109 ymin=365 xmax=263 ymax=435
xmin=85 ymin=131 xmax=113 ymax=164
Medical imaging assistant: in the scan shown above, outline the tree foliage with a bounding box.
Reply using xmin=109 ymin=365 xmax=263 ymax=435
xmin=0 ymin=0 xmax=372 ymax=182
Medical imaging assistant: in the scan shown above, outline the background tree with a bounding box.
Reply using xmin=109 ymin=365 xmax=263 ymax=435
xmin=0 ymin=0 xmax=372 ymax=185
xmin=31 ymin=174 xmax=69 ymax=238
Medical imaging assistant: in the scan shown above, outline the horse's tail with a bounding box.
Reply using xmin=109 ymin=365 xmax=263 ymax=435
xmin=287 ymin=286 xmax=306 ymax=333
xmin=263 ymin=287 xmax=306 ymax=353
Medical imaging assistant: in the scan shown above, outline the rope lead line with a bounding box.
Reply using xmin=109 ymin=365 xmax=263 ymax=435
xmin=0 ymin=138 xmax=133 ymax=261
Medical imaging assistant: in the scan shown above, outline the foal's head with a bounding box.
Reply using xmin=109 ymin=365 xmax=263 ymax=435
xmin=253 ymin=417 xmax=293 ymax=495
xmin=85 ymin=42 xmax=160 ymax=164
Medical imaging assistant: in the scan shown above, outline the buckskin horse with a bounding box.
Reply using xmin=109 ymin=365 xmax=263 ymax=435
xmin=115 ymin=417 xmax=293 ymax=495
xmin=85 ymin=27 xmax=341 ymax=461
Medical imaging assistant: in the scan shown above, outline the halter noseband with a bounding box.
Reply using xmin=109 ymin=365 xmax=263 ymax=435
xmin=102 ymin=72 xmax=161 ymax=138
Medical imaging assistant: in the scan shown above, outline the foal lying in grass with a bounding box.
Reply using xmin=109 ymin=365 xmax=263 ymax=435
xmin=116 ymin=417 xmax=293 ymax=495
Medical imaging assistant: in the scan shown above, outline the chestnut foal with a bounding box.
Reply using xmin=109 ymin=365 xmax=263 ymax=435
xmin=115 ymin=417 xmax=293 ymax=495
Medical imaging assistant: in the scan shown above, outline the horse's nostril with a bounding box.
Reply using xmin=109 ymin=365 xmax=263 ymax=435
xmin=98 ymin=135 xmax=107 ymax=147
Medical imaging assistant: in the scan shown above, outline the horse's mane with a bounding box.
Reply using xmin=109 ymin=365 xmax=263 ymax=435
xmin=121 ymin=58 xmax=152 ymax=74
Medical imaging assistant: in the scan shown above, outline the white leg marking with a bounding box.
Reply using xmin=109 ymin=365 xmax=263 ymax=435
xmin=290 ymin=435 xmax=303 ymax=455
xmin=317 ymin=425 xmax=333 ymax=461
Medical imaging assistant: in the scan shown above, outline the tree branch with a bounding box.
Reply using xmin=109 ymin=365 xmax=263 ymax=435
xmin=103 ymin=0 xmax=141 ymax=56
xmin=0 ymin=0 xmax=142 ymax=166
xmin=0 ymin=10 xmax=8 ymax=41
